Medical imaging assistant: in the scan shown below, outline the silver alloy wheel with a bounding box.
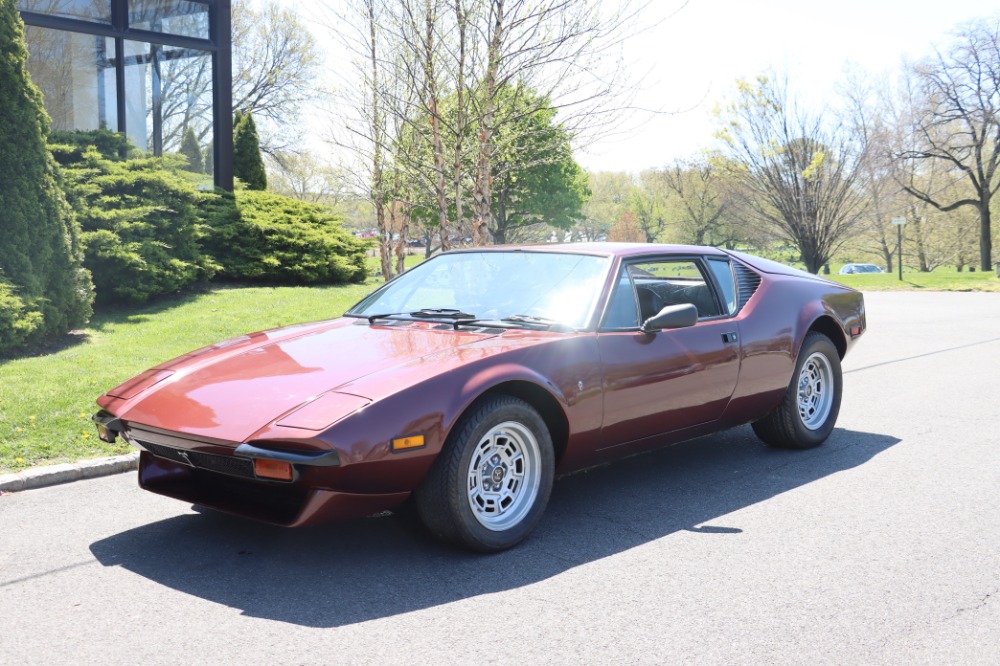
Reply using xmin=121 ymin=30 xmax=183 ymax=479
xmin=466 ymin=420 xmax=542 ymax=531
xmin=797 ymin=351 xmax=834 ymax=430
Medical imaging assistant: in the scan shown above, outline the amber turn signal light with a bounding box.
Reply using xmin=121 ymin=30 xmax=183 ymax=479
xmin=254 ymin=458 xmax=293 ymax=481
xmin=392 ymin=434 xmax=425 ymax=452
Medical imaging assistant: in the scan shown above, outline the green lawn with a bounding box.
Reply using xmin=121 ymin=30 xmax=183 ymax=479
xmin=830 ymin=267 xmax=1000 ymax=292
xmin=0 ymin=281 xmax=375 ymax=473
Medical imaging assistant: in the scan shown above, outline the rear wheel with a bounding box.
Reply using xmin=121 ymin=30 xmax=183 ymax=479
xmin=752 ymin=332 xmax=842 ymax=449
xmin=415 ymin=395 xmax=554 ymax=552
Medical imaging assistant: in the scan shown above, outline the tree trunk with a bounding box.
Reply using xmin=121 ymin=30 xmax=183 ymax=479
xmin=493 ymin=184 xmax=507 ymax=245
xmin=879 ymin=231 xmax=893 ymax=273
xmin=912 ymin=218 xmax=929 ymax=272
xmin=979 ymin=199 xmax=992 ymax=272
xmin=452 ymin=0 xmax=467 ymax=243
xmin=471 ymin=0 xmax=504 ymax=247
xmin=367 ymin=1 xmax=392 ymax=281
xmin=424 ymin=0 xmax=450 ymax=253
xmin=394 ymin=212 xmax=409 ymax=275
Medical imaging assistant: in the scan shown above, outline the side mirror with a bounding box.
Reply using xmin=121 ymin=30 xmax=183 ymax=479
xmin=641 ymin=303 xmax=698 ymax=332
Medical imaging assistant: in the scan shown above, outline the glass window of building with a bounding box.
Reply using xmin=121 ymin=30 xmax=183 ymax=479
xmin=123 ymin=40 xmax=214 ymax=178
xmin=129 ymin=0 xmax=210 ymax=39
xmin=23 ymin=26 xmax=118 ymax=132
xmin=18 ymin=0 xmax=232 ymax=189
xmin=17 ymin=0 xmax=112 ymax=24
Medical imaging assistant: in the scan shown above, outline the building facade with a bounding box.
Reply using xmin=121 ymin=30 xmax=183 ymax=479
xmin=18 ymin=0 xmax=233 ymax=189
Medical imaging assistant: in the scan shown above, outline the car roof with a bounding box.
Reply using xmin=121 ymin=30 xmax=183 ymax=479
xmin=445 ymin=242 xmax=729 ymax=259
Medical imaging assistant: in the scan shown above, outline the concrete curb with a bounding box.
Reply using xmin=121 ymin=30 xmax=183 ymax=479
xmin=0 ymin=452 xmax=139 ymax=493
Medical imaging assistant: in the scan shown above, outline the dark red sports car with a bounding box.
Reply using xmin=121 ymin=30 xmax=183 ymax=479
xmin=94 ymin=244 xmax=865 ymax=551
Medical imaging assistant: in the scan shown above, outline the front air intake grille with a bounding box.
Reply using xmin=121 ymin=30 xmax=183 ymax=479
xmin=139 ymin=440 xmax=255 ymax=480
xmin=734 ymin=263 xmax=762 ymax=310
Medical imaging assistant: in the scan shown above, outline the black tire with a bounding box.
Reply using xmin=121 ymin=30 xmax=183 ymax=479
xmin=414 ymin=395 xmax=554 ymax=552
xmin=752 ymin=332 xmax=842 ymax=449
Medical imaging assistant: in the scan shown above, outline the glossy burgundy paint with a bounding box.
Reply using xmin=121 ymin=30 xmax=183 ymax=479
xmin=95 ymin=243 xmax=865 ymax=528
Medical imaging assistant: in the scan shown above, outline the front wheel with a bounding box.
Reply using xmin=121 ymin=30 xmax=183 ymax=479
xmin=752 ymin=332 xmax=842 ymax=449
xmin=414 ymin=395 xmax=554 ymax=552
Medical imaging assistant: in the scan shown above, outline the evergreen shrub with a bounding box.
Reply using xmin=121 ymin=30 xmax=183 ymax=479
xmin=200 ymin=189 xmax=369 ymax=285
xmin=0 ymin=0 xmax=93 ymax=354
xmin=232 ymin=111 xmax=267 ymax=190
xmin=51 ymin=141 xmax=217 ymax=304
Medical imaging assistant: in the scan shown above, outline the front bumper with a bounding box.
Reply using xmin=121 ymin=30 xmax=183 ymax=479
xmin=93 ymin=412 xmax=400 ymax=526
xmin=138 ymin=452 xmax=409 ymax=526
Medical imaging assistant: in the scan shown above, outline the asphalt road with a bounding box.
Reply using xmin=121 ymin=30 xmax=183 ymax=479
xmin=2 ymin=291 xmax=999 ymax=665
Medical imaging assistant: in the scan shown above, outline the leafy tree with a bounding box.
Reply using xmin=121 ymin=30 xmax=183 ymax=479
xmin=899 ymin=17 xmax=1000 ymax=271
xmin=661 ymin=157 xmax=737 ymax=247
xmin=0 ymin=0 xmax=92 ymax=353
xmin=488 ymin=88 xmax=589 ymax=243
xmin=578 ymin=171 xmax=632 ymax=241
xmin=716 ymin=74 xmax=869 ymax=273
xmin=629 ymin=170 xmax=670 ymax=243
xmin=342 ymin=0 xmax=642 ymax=271
xmin=233 ymin=111 xmax=267 ymax=190
xmin=179 ymin=126 xmax=204 ymax=173
xmin=607 ymin=210 xmax=645 ymax=242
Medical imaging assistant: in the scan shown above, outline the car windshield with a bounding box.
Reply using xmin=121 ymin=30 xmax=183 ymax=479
xmin=858 ymin=265 xmax=881 ymax=273
xmin=348 ymin=251 xmax=611 ymax=329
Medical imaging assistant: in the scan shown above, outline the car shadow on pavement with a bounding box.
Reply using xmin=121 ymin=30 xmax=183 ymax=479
xmin=89 ymin=425 xmax=898 ymax=628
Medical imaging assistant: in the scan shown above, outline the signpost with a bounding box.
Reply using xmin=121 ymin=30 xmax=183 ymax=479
xmin=891 ymin=217 xmax=906 ymax=281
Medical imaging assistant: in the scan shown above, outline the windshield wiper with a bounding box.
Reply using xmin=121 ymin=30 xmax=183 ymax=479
xmin=366 ymin=308 xmax=477 ymax=324
xmin=502 ymin=314 xmax=575 ymax=332
xmin=451 ymin=314 xmax=575 ymax=333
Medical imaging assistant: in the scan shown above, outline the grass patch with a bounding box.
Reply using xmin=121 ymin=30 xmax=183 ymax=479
xmin=830 ymin=267 xmax=1000 ymax=292
xmin=0 ymin=281 xmax=376 ymax=473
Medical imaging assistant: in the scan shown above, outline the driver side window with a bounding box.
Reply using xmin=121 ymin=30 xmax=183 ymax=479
xmin=601 ymin=259 xmax=722 ymax=330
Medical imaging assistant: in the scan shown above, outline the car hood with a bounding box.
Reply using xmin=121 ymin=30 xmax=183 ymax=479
xmin=108 ymin=319 xmax=507 ymax=442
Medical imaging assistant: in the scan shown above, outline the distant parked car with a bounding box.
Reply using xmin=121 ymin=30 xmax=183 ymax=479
xmin=839 ymin=263 xmax=884 ymax=275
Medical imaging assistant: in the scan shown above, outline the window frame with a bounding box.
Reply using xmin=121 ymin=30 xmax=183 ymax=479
xmin=598 ymin=254 xmax=733 ymax=332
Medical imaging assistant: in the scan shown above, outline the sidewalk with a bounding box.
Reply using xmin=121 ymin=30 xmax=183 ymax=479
xmin=0 ymin=452 xmax=139 ymax=493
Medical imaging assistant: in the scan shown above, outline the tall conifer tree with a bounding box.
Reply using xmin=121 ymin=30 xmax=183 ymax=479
xmin=0 ymin=0 xmax=92 ymax=352
xmin=233 ymin=111 xmax=267 ymax=190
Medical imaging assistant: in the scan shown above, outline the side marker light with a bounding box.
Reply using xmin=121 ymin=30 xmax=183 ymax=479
xmin=392 ymin=434 xmax=426 ymax=452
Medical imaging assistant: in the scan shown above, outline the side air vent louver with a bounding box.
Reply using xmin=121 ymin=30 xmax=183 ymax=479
xmin=734 ymin=263 xmax=762 ymax=310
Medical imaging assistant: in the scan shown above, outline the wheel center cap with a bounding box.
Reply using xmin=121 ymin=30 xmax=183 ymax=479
xmin=491 ymin=466 xmax=505 ymax=483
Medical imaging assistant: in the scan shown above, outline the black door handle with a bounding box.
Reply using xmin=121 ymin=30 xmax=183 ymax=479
xmin=722 ymin=331 xmax=738 ymax=343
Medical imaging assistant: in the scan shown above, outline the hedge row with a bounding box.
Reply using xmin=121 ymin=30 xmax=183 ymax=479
xmin=49 ymin=130 xmax=369 ymax=308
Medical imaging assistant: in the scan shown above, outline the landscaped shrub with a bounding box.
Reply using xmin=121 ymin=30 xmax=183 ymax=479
xmin=48 ymin=128 xmax=132 ymax=161
xmin=200 ymin=189 xmax=369 ymax=284
xmin=0 ymin=0 xmax=93 ymax=354
xmin=0 ymin=277 xmax=44 ymax=351
xmin=50 ymin=141 xmax=216 ymax=304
